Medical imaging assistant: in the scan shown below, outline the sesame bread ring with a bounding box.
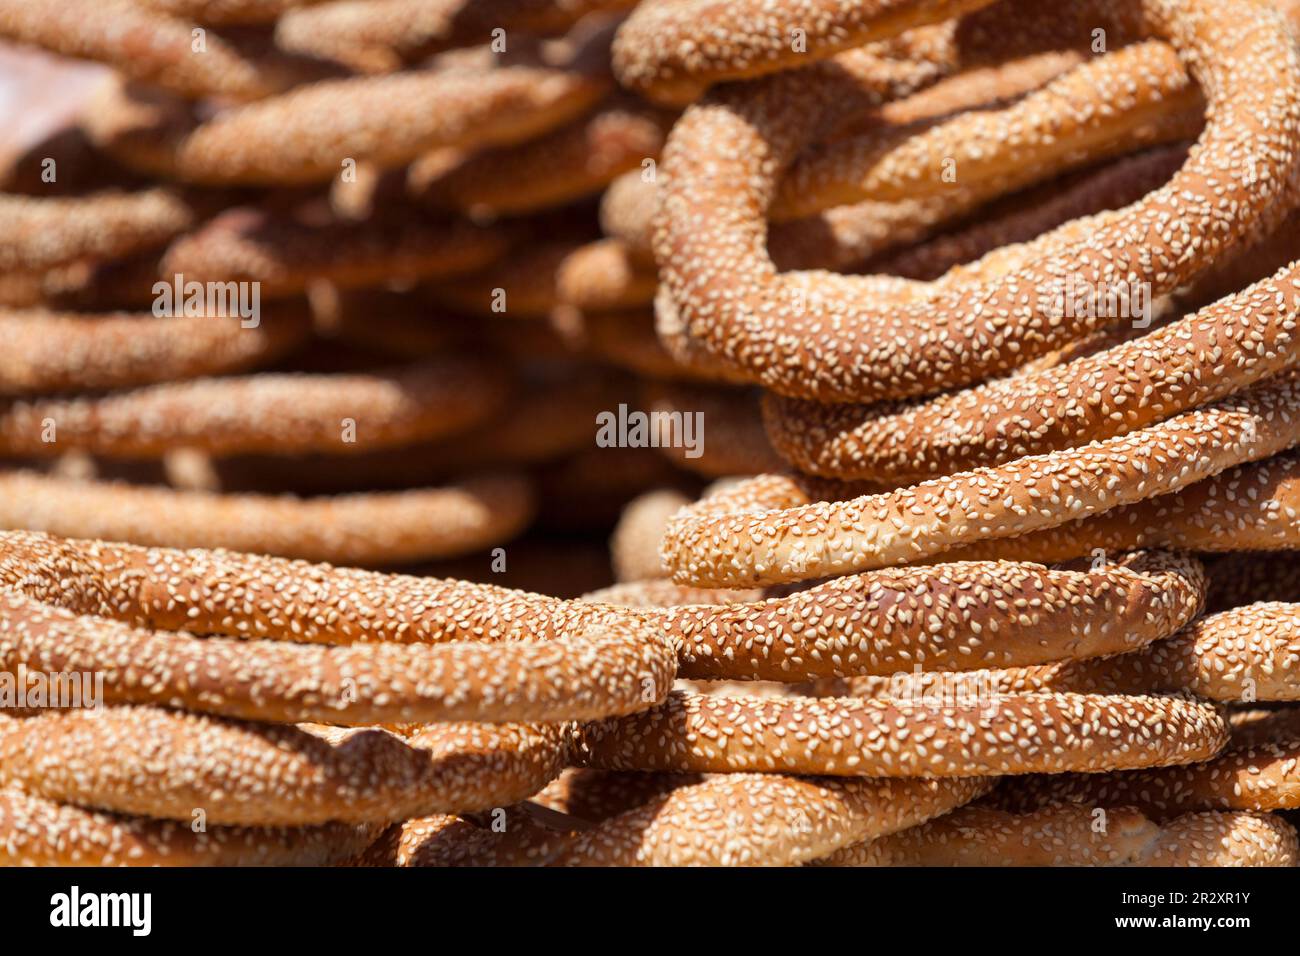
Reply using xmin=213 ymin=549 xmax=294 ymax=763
xmin=0 ymin=531 xmax=681 ymax=723
xmin=0 ymin=707 xmax=569 ymax=826
xmin=0 ymin=356 xmax=509 ymax=459
xmin=0 ymin=531 xmax=1204 ymax=686
xmin=992 ymin=602 xmax=1300 ymax=703
xmin=611 ymin=0 xmax=996 ymax=106
xmin=0 ymin=531 xmax=653 ymax=649
xmin=765 ymin=262 xmax=1300 ymax=482
xmin=0 ymin=306 xmax=311 ymax=396
xmin=276 ymin=0 xmax=637 ymax=74
xmin=656 ymin=0 xmax=1300 ymax=402
xmin=0 ymin=471 xmax=534 ymax=565
xmin=600 ymin=48 xmax=1088 ymax=262
xmin=210 ymin=369 xmax=620 ymax=492
xmin=356 ymin=807 xmax=576 ymax=867
xmin=783 ymin=40 xmax=1200 ymax=217
xmin=817 ymin=805 xmax=1298 ymax=867
xmin=664 ymin=550 xmax=1208 ymax=681
xmin=990 ymin=707 xmax=1300 ymax=817
xmin=663 ymin=372 xmax=1300 ymax=587
xmin=0 ymin=189 xmax=193 ymax=275
xmin=939 ymin=449 xmax=1300 ymax=565
xmin=599 ymin=547 xmax=1209 ymax=683
xmin=574 ymin=690 xmax=1228 ymax=778
xmin=598 ymin=170 xmax=657 ymax=261
xmin=0 ymin=0 xmax=319 ymax=101
xmin=415 ymin=100 xmax=674 ymax=218
xmin=547 ymin=772 xmax=993 ymax=866
xmin=160 ymin=206 xmax=510 ymax=299
xmin=556 ymin=238 xmax=658 ymax=311
xmin=771 ymin=39 xmax=1199 ymax=222
xmin=0 ymin=788 xmax=374 ymax=867
xmin=610 ymin=489 xmax=691 ymax=582
xmin=601 ymin=179 xmax=976 ymax=278
xmin=868 ymin=144 xmax=1188 ymax=281
xmin=169 ymin=60 xmax=608 ymax=186
xmin=0 ymin=589 xmax=676 ymax=725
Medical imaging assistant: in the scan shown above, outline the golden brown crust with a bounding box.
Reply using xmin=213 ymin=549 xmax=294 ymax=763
xmin=611 ymin=0 xmax=995 ymax=105
xmin=0 ymin=356 xmax=509 ymax=459
xmin=939 ymin=449 xmax=1300 ymax=564
xmin=819 ymin=805 xmax=1298 ymax=867
xmin=867 ymin=145 xmax=1187 ymax=281
xmin=0 ymin=788 xmax=374 ymax=866
xmin=556 ymin=238 xmax=658 ymax=311
xmin=0 ymin=0 xmax=319 ymax=100
xmin=169 ymin=59 xmax=608 ymax=185
xmin=956 ymin=602 xmax=1300 ymax=703
xmin=0 ymin=306 xmax=310 ymax=395
xmin=610 ymin=489 xmax=690 ymax=581
xmin=654 ymin=0 xmax=1300 ymax=402
xmin=575 ymin=690 xmax=1229 ymax=777
xmin=547 ymin=772 xmax=994 ymax=866
xmin=356 ymin=807 xmax=576 ymax=866
xmin=665 ymin=550 xmax=1209 ymax=680
xmin=990 ymin=707 xmax=1300 ymax=817
xmin=0 ymin=189 xmax=193 ymax=275
xmin=0 ymin=471 xmax=534 ymax=565
xmin=664 ymin=372 xmax=1300 ymax=587
xmin=416 ymin=100 xmax=673 ymax=217
xmin=0 ymin=708 xmax=570 ymax=826
xmin=765 ymin=264 xmax=1300 ymax=482
xmin=161 ymin=206 xmax=510 ymax=298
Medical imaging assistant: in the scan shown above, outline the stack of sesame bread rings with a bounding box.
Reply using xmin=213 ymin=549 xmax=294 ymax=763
xmin=1 ymin=0 xmax=1300 ymax=867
